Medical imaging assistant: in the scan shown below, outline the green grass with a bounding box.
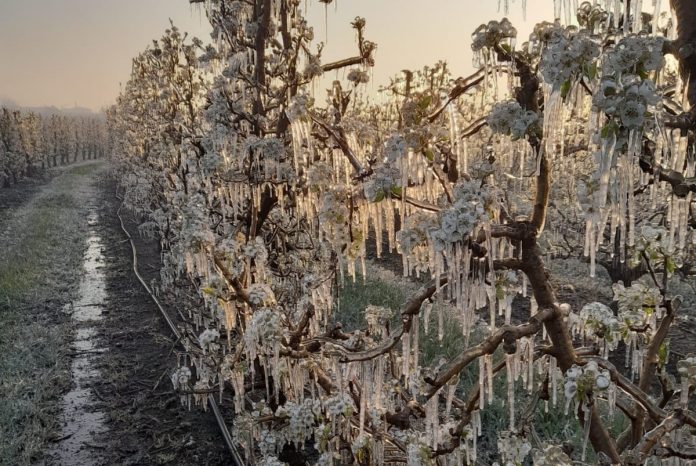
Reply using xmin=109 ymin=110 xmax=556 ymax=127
xmin=66 ymin=161 xmax=102 ymax=176
xmin=0 ymin=169 xmax=94 ymax=465
xmin=336 ymin=265 xmax=631 ymax=465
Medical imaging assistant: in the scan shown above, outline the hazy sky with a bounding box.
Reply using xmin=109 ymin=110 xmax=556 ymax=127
xmin=0 ymin=0 xmax=554 ymax=111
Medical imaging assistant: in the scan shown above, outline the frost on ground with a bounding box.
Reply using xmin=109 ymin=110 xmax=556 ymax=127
xmin=0 ymin=162 xmax=105 ymax=465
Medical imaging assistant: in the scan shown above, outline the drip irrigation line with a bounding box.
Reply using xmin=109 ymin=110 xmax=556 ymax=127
xmin=117 ymin=202 xmax=245 ymax=466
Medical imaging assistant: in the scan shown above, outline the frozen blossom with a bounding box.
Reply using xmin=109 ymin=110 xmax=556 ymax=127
xmin=247 ymin=283 xmax=277 ymax=307
xmin=275 ymin=399 xmax=320 ymax=449
xmin=540 ymin=27 xmax=600 ymax=91
xmin=198 ymin=328 xmax=220 ymax=353
xmin=603 ymin=35 xmax=665 ymax=76
xmin=363 ymin=164 xmax=401 ymax=202
xmin=244 ymin=308 xmax=283 ymax=357
xmin=532 ymin=444 xmax=572 ymax=466
xmin=487 ymin=100 xmax=538 ymax=140
xmin=564 ymin=361 xmax=611 ymax=406
xmin=257 ymin=456 xmax=287 ymax=466
xmin=471 ymin=18 xmax=517 ymax=52
xmin=677 ymin=356 xmax=696 ymax=386
xmin=578 ymin=302 xmax=619 ymax=339
xmin=347 ymin=68 xmax=370 ymax=84
xmin=303 ymin=54 xmax=323 ymax=79
xmin=593 ymin=75 xmax=660 ymax=131
xmin=495 ymin=431 xmax=531 ymax=466
xmin=613 ymin=282 xmax=661 ymax=316
xmin=431 ymin=181 xmax=500 ymax=249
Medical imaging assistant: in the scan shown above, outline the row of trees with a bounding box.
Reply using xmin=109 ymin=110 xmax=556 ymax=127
xmin=0 ymin=107 xmax=108 ymax=186
xmin=109 ymin=0 xmax=695 ymax=464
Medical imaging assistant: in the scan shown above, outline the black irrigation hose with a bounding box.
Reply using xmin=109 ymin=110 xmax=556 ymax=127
xmin=117 ymin=202 xmax=245 ymax=466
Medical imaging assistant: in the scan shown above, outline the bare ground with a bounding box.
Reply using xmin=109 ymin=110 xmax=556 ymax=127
xmin=0 ymin=162 xmax=230 ymax=466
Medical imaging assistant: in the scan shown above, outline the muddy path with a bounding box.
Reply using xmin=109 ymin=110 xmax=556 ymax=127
xmin=0 ymin=162 xmax=230 ymax=466
xmin=79 ymin=176 xmax=230 ymax=465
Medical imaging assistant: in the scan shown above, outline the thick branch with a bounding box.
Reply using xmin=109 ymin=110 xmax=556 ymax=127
xmin=424 ymin=307 xmax=554 ymax=397
xmin=639 ymin=154 xmax=696 ymax=197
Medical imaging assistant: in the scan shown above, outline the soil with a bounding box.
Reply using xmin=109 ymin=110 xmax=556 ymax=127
xmin=83 ymin=177 xmax=232 ymax=465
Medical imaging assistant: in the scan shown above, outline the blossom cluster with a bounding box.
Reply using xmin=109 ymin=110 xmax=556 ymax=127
xmin=487 ymin=100 xmax=539 ymax=140
xmin=244 ymin=307 xmax=283 ymax=359
xmin=471 ymin=18 xmax=517 ymax=52
xmin=363 ymin=164 xmax=401 ymax=202
xmin=347 ymin=68 xmax=370 ymax=84
xmin=677 ymin=356 xmax=696 ymax=386
xmin=431 ymin=181 xmax=498 ymax=248
xmin=494 ymin=431 xmax=531 ymax=466
xmin=629 ymin=225 xmax=683 ymax=272
xmin=603 ymin=35 xmax=665 ymax=76
xmin=396 ymin=212 xmax=438 ymax=273
xmin=275 ymin=399 xmax=320 ymax=450
xmin=564 ymin=361 xmax=611 ymax=403
xmin=532 ymin=444 xmax=572 ymax=466
xmin=539 ymin=28 xmax=600 ymax=91
xmin=612 ymin=282 xmax=662 ymax=328
xmin=198 ymin=328 xmax=220 ymax=354
xmin=576 ymin=1 xmax=609 ymax=32
xmin=578 ymin=301 xmax=619 ymax=344
xmin=592 ymin=75 xmax=659 ymax=130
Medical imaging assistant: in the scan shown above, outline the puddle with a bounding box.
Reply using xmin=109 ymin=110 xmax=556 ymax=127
xmin=48 ymin=212 xmax=109 ymax=465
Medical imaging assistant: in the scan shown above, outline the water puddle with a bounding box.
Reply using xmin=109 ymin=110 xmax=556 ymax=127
xmin=48 ymin=211 xmax=109 ymax=465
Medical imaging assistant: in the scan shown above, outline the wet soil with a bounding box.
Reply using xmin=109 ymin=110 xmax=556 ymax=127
xmin=31 ymin=170 xmax=231 ymax=465
xmin=45 ymin=212 xmax=109 ymax=465
xmin=85 ymin=177 xmax=231 ymax=465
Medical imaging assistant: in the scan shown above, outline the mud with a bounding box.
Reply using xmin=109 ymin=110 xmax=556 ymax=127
xmin=46 ymin=212 xmax=109 ymax=466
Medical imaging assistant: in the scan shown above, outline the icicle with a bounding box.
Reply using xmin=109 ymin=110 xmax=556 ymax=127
xmin=375 ymin=356 xmax=384 ymax=410
xmin=412 ymin=316 xmax=420 ymax=371
xmin=445 ymin=379 xmax=457 ymax=418
xmin=438 ymin=302 xmax=444 ymax=342
xmin=550 ymin=356 xmax=558 ymax=407
xmin=506 ymin=354 xmax=516 ymax=430
xmin=402 ymin=331 xmax=411 ymax=380
xmin=681 ymin=378 xmax=690 ymax=407
xmin=581 ymin=403 xmax=592 ymax=461
xmin=359 ymin=361 xmax=371 ymax=438
xmin=423 ymin=300 xmax=432 ymax=335
xmin=479 ymin=356 xmax=486 ymax=406
xmin=425 ymin=394 xmax=439 ymax=449
xmin=486 ymin=354 xmax=494 ymax=405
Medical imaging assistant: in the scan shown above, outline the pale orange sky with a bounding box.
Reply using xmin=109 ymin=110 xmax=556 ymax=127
xmin=0 ymin=0 xmax=555 ymax=111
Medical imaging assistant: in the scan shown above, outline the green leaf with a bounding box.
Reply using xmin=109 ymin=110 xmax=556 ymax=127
xmin=584 ymin=62 xmax=598 ymax=81
xmin=390 ymin=186 xmax=403 ymax=197
xmin=418 ymin=95 xmax=433 ymax=111
xmin=560 ymin=80 xmax=572 ymax=99
xmin=666 ymin=256 xmax=676 ymax=275
xmin=658 ymin=341 xmax=670 ymax=367
xmin=496 ymin=284 xmax=505 ymax=301
xmin=373 ymin=189 xmax=386 ymax=202
xmin=600 ymin=121 xmax=618 ymax=139
xmin=424 ymin=148 xmax=435 ymax=162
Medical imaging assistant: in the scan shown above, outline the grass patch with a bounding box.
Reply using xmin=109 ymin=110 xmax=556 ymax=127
xmin=66 ymin=162 xmax=101 ymax=176
xmin=0 ymin=170 xmax=93 ymax=465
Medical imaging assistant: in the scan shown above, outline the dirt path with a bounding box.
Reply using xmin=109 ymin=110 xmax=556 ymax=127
xmin=0 ymin=163 xmax=229 ymax=466
xmin=86 ymin=177 xmax=230 ymax=465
